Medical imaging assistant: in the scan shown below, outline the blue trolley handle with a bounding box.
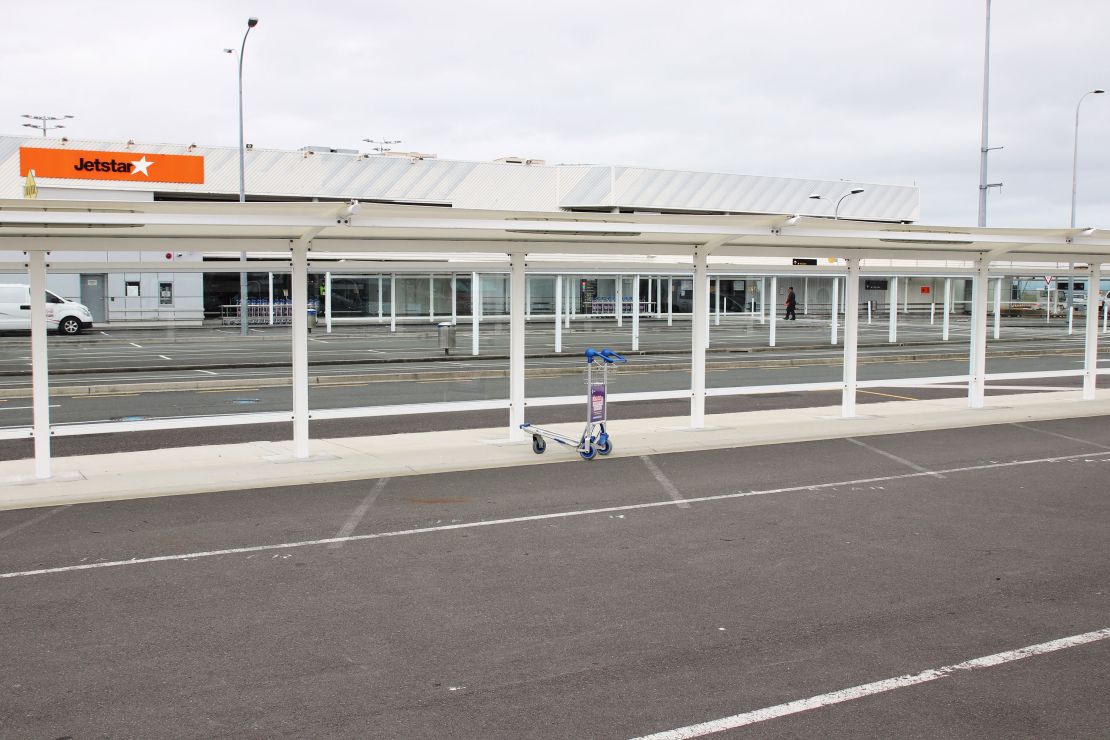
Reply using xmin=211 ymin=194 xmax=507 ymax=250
xmin=599 ymin=348 xmax=627 ymax=364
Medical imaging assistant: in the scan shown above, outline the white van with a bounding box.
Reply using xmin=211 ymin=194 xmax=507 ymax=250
xmin=0 ymin=284 xmax=95 ymax=335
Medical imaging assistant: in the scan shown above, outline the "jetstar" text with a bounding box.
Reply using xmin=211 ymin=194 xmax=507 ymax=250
xmin=73 ymin=157 xmax=134 ymax=173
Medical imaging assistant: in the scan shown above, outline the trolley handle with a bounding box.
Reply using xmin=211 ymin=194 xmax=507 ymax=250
xmin=600 ymin=348 xmax=627 ymax=364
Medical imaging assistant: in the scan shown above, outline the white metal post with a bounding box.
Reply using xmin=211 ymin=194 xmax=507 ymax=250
xmin=867 ymin=300 xmax=872 ymax=324
xmin=615 ymin=275 xmax=623 ymax=328
xmin=930 ymin=300 xmax=935 ymax=325
xmin=759 ymin=277 xmax=766 ymax=324
xmin=268 ymin=272 xmax=274 ymax=325
xmin=390 ymin=274 xmax=396 ymax=332
xmin=803 ymin=277 xmax=809 ymax=315
xmin=451 ymin=274 xmax=457 ymax=324
xmin=704 ymin=275 xmax=711 ymax=349
xmin=566 ymin=274 xmax=573 ymax=328
xmin=1068 ymin=304 xmax=1075 ymax=335
xmin=647 ymin=277 xmax=653 ymax=318
xmin=291 ymin=239 xmax=310 ymax=458
xmin=993 ymin=276 xmax=1001 ymax=340
xmin=842 ymin=258 xmax=860 ymax=418
xmin=667 ymin=277 xmax=673 ymax=326
xmin=377 ymin=276 xmax=383 ymax=323
xmin=509 ymin=254 xmax=526 ymax=440
xmin=903 ymin=276 xmax=909 ymax=313
xmin=1103 ymin=296 xmax=1108 ymax=334
xmin=525 ymin=275 xmax=532 ymax=321
xmin=691 ymin=249 xmax=708 ymax=428
xmin=943 ymin=278 xmax=951 ymax=341
xmin=325 ymin=271 xmax=332 ymax=334
xmin=830 ymin=277 xmax=839 ymax=345
xmin=769 ymin=275 xmax=777 ymax=347
xmin=888 ymin=274 xmax=898 ymax=342
xmin=632 ymin=273 xmax=640 ymax=351
xmin=715 ymin=277 xmax=721 ymax=326
xmin=555 ymin=274 xmax=563 ymax=353
xmin=969 ymin=258 xmax=990 ymax=408
xmin=429 ymin=275 xmax=435 ymax=322
xmin=1084 ymin=263 xmax=1101 ymax=399
xmin=29 ymin=250 xmax=51 ymax=479
xmin=471 ymin=272 xmax=480 ymax=356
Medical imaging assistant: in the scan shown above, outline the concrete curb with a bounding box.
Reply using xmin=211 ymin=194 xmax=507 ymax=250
xmin=2 ymin=389 xmax=1109 ymax=511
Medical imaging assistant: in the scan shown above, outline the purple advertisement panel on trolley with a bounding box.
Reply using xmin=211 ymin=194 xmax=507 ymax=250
xmin=589 ymin=382 xmax=606 ymax=422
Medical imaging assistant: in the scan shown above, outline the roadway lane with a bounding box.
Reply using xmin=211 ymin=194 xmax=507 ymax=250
xmin=1 ymin=418 xmax=1107 ymax=737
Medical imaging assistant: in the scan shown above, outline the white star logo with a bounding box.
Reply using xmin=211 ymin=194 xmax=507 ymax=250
xmin=131 ymin=156 xmax=153 ymax=177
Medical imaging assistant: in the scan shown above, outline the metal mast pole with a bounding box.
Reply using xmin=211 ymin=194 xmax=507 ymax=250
xmin=977 ymin=0 xmax=991 ymax=227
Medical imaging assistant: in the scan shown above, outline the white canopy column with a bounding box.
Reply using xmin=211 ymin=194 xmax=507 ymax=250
xmin=969 ymin=257 xmax=990 ymax=408
xmin=769 ymin=275 xmax=777 ymax=347
xmin=842 ymin=258 xmax=860 ymax=418
xmin=29 ymin=249 xmax=51 ymax=479
xmin=509 ymin=253 xmax=526 ymax=440
xmin=691 ymin=248 xmax=708 ymax=428
xmin=888 ymin=274 xmax=898 ymax=342
xmin=471 ymin=271 xmax=481 ymax=356
xmin=632 ymin=274 xmax=640 ymax=351
xmin=555 ymin=274 xmax=563 ymax=353
xmin=292 ymin=238 xmax=311 ymax=457
xmin=1084 ymin=262 xmax=1101 ymax=399
xmin=943 ymin=278 xmax=951 ymax=341
xmin=830 ymin=277 xmax=839 ymax=345
xmin=993 ymin=276 xmax=1002 ymax=339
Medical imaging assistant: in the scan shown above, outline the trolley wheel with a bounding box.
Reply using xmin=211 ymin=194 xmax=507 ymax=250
xmin=595 ymin=437 xmax=612 ymax=456
xmin=579 ymin=444 xmax=597 ymax=461
xmin=532 ymin=435 xmax=546 ymax=455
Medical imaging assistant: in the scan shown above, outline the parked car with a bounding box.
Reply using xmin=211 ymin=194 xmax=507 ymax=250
xmin=0 ymin=284 xmax=94 ymax=334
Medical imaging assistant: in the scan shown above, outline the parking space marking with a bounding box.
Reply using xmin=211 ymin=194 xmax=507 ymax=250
xmin=3 ymin=448 xmax=1107 ymax=581
xmin=1010 ymin=422 xmax=1110 ymax=451
xmin=0 ymin=506 xmax=69 ymax=542
xmin=630 ymin=627 xmax=1110 ymax=739
xmin=858 ymin=389 xmax=919 ymax=401
xmin=845 ymin=437 xmax=944 ymax=478
xmin=129 ymin=342 xmax=143 ymax=348
xmin=640 ymin=455 xmax=690 ymax=509
xmin=329 ymin=478 xmax=389 ymax=549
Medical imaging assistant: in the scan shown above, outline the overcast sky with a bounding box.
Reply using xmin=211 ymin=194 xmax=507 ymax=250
xmin=6 ymin=0 xmax=1110 ymax=228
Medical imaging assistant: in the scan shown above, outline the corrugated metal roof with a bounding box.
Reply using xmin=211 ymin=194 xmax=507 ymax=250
xmin=0 ymin=136 xmax=918 ymax=222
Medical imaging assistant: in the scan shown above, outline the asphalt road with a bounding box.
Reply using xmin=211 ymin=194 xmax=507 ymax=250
xmin=2 ymin=417 xmax=1107 ymax=738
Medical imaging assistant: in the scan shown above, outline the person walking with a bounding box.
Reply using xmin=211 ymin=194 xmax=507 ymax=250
xmin=785 ymin=286 xmax=797 ymax=321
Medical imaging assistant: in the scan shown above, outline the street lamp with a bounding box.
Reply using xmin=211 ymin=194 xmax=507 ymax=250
xmin=1066 ymin=88 xmax=1104 ymax=314
xmin=21 ymin=114 xmax=73 ymax=137
xmin=226 ymin=16 xmax=259 ymax=336
xmin=1070 ymin=89 xmax=1104 ymax=228
xmin=809 ymin=188 xmax=865 ymax=219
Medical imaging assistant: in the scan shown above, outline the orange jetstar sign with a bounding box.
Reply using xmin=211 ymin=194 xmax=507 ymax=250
xmin=19 ymin=147 xmax=205 ymax=184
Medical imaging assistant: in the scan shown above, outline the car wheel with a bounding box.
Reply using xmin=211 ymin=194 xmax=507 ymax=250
xmin=58 ymin=316 xmax=83 ymax=335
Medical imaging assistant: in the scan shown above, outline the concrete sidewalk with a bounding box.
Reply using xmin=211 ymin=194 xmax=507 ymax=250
xmin=3 ymin=388 xmax=1110 ymax=511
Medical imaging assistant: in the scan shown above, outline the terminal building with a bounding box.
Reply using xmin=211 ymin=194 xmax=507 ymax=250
xmin=0 ymin=135 xmax=925 ymax=327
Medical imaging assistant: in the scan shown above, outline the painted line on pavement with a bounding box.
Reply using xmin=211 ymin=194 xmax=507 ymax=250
xmin=129 ymin=342 xmax=143 ymax=348
xmin=2 ymin=449 xmax=1108 ymax=581
xmin=0 ymin=506 xmax=70 ymax=542
xmin=639 ymin=455 xmax=690 ymax=509
xmin=158 ymin=355 xmax=171 ymax=360
xmin=858 ymin=389 xmax=919 ymax=401
xmin=845 ymin=438 xmax=945 ymax=479
xmin=629 ymin=627 xmax=1110 ymax=739
xmin=1010 ymin=421 xmax=1110 ymax=451
xmin=0 ymin=404 xmax=60 ymax=412
xmin=329 ymin=478 xmax=389 ymax=548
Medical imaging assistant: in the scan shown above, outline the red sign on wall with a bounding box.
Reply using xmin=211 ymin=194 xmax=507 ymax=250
xmin=920 ymin=286 xmax=931 ymax=294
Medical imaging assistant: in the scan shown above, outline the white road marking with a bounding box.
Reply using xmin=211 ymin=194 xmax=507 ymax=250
xmin=195 ymin=369 xmax=218 ymax=375
xmin=640 ymin=455 xmax=690 ymax=508
xmin=846 ymin=437 xmax=945 ymax=478
xmin=0 ymin=506 xmax=69 ymax=542
xmin=329 ymin=478 xmax=389 ymax=549
xmin=629 ymin=627 xmax=1110 ymax=739
xmin=129 ymin=342 xmax=143 ymax=348
xmin=2 ymin=449 xmax=1107 ymax=580
xmin=1010 ymin=422 xmax=1110 ymax=451
xmin=158 ymin=355 xmax=171 ymax=360
xmin=0 ymin=404 xmax=61 ymax=412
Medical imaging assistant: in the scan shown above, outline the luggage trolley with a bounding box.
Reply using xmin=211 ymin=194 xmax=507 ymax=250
xmin=521 ymin=347 xmax=626 ymax=461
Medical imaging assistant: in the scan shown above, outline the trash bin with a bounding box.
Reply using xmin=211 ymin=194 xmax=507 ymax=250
xmin=437 ymin=321 xmax=456 ymax=355
xmin=307 ymin=308 xmax=318 ymax=329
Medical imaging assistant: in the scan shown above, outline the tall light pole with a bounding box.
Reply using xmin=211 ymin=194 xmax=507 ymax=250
xmin=227 ymin=16 xmax=259 ymax=336
xmin=978 ymin=0 xmax=1002 ymax=226
xmin=21 ymin=114 xmax=73 ymax=137
xmin=1067 ymin=88 xmax=1104 ymax=314
xmin=1070 ymin=89 xmax=1104 ymax=228
xmin=809 ymin=188 xmax=865 ymax=220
